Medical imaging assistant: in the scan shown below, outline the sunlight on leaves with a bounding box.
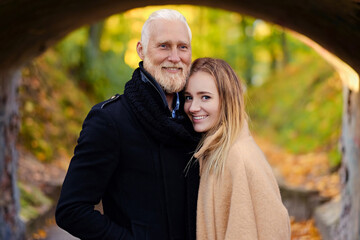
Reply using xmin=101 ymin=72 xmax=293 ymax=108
xmin=253 ymin=20 xmax=272 ymax=40
xmin=125 ymin=38 xmax=141 ymax=69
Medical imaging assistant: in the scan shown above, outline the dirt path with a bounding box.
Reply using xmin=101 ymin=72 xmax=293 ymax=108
xmin=44 ymin=225 xmax=79 ymax=240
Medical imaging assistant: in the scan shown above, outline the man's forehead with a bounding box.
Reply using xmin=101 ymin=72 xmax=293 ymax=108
xmin=155 ymin=38 xmax=190 ymax=45
xmin=150 ymin=19 xmax=188 ymax=33
xmin=150 ymin=18 xmax=182 ymax=26
xmin=148 ymin=20 xmax=190 ymax=42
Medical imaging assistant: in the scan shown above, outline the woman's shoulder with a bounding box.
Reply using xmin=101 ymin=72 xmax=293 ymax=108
xmin=226 ymin=136 xmax=280 ymax=192
xmin=228 ymin=135 xmax=265 ymax=163
xmin=227 ymin=128 xmax=272 ymax=175
xmin=229 ymin=122 xmax=264 ymax=159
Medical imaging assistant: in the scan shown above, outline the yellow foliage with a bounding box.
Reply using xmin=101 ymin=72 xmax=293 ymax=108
xmin=253 ymin=21 xmax=272 ymax=40
xmin=125 ymin=38 xmax=141 ymax=69
xmin=106 ymin=15 xmax=121 ymax=31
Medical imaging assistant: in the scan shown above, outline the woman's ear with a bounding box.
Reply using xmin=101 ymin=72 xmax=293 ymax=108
xmin=136 ymin=42 xmax=145 ymax=60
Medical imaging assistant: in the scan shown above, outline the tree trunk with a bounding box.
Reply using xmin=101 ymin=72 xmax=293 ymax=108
xmin=338 ymin=86 xmax=360 ymax=239
xmin=0 ymin=69 xmax=25 ymax=240
xmin=280 ymin=30 xmax=290 ymax=68
xmin=88 ymin=21 xmax=105 ymax=55
xmin=240 ymin=18 xmax=254 ymax=86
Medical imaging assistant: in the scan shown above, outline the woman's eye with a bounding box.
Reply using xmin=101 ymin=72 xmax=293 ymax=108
xmin=185 ymin=96 xmax=192 ymax=101
xmin=202 ymin=96 xmax=210 ymax=100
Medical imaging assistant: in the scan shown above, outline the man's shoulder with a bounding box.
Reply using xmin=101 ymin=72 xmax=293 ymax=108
xmin=92 ymin=94 xmax=124 ymax=110
xmin=84 ymin=94 xmax=134 ymax=129
xmin=100 ymin=94 xmax=122 ymax=109
xmin=88 ymin=94 xmax=131 ymax=121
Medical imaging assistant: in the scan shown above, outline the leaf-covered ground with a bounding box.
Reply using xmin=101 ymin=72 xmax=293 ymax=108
xmin=255 ymin=135 xmax=340 ymax=240
xmin=255 ymin=136 xmax=340 ymax=199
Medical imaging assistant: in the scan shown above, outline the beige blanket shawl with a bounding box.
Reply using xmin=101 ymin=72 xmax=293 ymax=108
xmin=196 ymin=123 xmax=291 ymax=240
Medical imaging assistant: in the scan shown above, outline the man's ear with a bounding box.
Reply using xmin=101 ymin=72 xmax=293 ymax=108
xmin=136 ymin=42 xmax=145 ymax=60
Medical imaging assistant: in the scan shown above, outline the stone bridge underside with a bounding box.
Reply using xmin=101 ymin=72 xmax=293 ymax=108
xmin=0 ymin=0 xmax=360 ymax=239
xmin=0 ymin=0 xmax=359 ymax=72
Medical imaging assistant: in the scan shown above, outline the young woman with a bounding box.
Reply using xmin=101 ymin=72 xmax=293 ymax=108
xmin=184 ymin=58 xmax=291 ymax=240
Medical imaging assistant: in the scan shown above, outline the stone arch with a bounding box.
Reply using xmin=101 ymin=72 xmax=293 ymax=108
xmin=0 ymin=1 xmax=359 ymax=239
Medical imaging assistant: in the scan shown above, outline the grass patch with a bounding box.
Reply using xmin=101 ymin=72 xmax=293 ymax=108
xmin=18 ymin=182 xmax=52 ymax=222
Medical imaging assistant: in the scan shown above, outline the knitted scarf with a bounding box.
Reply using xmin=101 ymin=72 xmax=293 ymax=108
xmin=124 ymin=67 xmax=200 ymax=147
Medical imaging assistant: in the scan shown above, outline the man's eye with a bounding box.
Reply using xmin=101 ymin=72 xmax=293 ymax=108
xmin=160 ymin=44 xmax=167 ymax=48
xmin=180 ymin=45 xmax=188 ymax=50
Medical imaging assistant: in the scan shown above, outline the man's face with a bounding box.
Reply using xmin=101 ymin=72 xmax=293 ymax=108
xmin=138 ymin=19 xmax=192 ymax=93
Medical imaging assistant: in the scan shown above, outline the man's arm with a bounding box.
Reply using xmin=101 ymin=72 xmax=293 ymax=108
xmin=55 ymin=107 xmax=132 ymax=240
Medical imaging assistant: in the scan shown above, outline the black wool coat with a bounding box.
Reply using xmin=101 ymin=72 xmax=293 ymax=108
xmin=56 ymin=65 xmax=200 ymax=240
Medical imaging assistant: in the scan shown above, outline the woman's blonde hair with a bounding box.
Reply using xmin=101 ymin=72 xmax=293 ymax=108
xmin=189 ymin=58 xmax=247 ymax=177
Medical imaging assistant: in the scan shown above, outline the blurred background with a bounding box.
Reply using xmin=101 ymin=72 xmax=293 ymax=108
xmin=18 ymin=5 xmax=343 ymax=239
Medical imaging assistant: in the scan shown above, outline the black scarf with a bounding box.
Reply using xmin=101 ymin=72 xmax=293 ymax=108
xmin=124 ymin=66 xmax=200 ymax=147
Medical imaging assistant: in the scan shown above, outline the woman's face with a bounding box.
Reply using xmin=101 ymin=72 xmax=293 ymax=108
xmin=184 ymin=71 xmax=221 ymax=133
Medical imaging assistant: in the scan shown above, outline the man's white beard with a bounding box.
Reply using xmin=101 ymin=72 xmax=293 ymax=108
xmin=144 ymin=58 xmax=188 ymax=93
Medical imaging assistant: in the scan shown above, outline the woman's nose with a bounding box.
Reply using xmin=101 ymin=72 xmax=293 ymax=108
xmin=189 ymin=100 xmax=200 ymax=112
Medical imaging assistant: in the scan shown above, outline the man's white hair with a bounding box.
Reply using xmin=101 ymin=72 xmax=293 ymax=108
xmin=141 ymin=9 xmax=192 ymax=54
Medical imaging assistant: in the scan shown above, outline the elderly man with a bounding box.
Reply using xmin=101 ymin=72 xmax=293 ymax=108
xmin=56 ymin=9 xmax=200 ymax=240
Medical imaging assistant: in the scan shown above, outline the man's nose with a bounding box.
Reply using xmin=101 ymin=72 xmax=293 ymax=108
xmin=168 ymin=48 xmax=180 ymax=63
